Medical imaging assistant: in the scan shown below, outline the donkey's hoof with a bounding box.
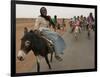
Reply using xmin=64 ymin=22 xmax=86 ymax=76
xmin=49 ymin=67 xmax=52 ymax=69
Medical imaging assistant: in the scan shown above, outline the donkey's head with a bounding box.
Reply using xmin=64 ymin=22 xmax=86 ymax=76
xmin=17 ymin=27 xmax=33 ymax=61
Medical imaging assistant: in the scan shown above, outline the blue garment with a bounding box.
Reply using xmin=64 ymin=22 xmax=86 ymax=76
xmin=42 ymin=30 xmax=66 ymax=54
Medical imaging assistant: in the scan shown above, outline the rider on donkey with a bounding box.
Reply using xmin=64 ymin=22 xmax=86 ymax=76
xmin=71 ymin=16 xmax=81 ymax=33
xmin=32 ymin=7 xmax=66 ymax=61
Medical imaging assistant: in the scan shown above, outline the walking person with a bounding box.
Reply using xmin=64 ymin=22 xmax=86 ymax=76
xmin=87 ymin=12 xmax=94 ymax=39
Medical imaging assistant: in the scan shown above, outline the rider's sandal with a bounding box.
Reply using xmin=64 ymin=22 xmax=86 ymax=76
xmin=55 ymin=55 xmax=63 ymax=61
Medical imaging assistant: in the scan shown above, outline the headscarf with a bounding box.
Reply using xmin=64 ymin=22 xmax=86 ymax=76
xmin=40 ymin=7 xmax=50 ymax=21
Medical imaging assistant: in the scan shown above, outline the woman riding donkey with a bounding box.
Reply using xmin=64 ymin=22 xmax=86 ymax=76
xmin=70 ymin=16 xmax=77 ymax=33
xmin=33 ymin=7 xmax=66 ymax=61
xmin=71 ymin=16 xmax=81 ymax=33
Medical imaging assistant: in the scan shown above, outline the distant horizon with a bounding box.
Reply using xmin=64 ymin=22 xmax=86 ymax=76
xmin=16 ymin=17 xmax=71 ymax=19
xmin=16 ymin=4 xmax=95 ymax=18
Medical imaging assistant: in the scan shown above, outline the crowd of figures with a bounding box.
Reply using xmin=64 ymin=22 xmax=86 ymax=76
xmin=46 ymin=12 xmax=95 ymax=40
xmin=48 ymin=12 xmax=95 ymax=40
xmin=69 ymin=12 xmax=95 ymax=40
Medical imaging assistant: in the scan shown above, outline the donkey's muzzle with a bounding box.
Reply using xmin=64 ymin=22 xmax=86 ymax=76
xmin=17 ymin=56 xmax=24 ymax=61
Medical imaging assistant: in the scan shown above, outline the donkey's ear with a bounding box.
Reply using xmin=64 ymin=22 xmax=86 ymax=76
xmin=24 ymin=27 xmax=28 ymax=34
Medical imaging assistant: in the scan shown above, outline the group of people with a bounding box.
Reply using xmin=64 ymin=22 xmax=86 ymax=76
xmin=30 ymin=7 xmax=95 ymax=61
xmin=50 ymin=15 xmax=66 ymax=33
xmin=69 ymin=13 xmax=95 ymax=34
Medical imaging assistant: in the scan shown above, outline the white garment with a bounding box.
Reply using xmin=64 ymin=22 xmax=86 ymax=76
xmin=39 ymin=27 xmax=50 ymax=31
xmin=34 ymin=16 xmax=49 ymax=30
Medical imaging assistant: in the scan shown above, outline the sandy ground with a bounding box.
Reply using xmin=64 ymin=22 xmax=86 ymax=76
xmin=16 ymin=19 xmax=36 ymax=73
xmin=16 ymin=18 xmax=95 ymax=73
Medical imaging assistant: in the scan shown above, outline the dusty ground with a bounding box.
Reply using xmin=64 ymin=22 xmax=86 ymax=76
xmin=16 ymin=18 xmax=95 ymax=73
xmin=16 ymin=19 xmax=35 ymax=73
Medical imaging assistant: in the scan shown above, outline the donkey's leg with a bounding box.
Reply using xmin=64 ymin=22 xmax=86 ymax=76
xmin=50 ymin=47 xmax=54 ymax=62
xmin=88 ymin=30 xmax=90 ymax=39
xmin=45 ymin=55 xmax=52 ymax=69
xmin=50 ymin=51 xmax=53 ymax=62
xmin=36 ymin=56 xmax=40 ymax=72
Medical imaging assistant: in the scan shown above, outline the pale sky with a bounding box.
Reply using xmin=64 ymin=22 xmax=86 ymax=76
xmin=16 ymin=4 xmax=95 ymax=18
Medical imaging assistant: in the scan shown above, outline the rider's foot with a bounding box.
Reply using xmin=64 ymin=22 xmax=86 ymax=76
xmin=55 ymin=55 xmax=63 ymax=61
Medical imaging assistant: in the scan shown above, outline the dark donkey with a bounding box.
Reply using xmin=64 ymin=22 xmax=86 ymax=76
xmin=17 ymin=27 xmax=55 ymax=72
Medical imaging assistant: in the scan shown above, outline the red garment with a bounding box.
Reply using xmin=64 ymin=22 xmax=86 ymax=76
xmin=75 ymin=20 xmax=80 ymax=26
xmin=73 ymin=20 xmax=80 ymax=28
xmin=72 ymin=20 xmax=80 ymax=32
xmin=47 ymin=15 xmax=51 ymax=20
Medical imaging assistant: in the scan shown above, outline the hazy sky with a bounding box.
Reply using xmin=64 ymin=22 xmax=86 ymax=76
xmin=16 ymin=4 xmax=95 ymax=18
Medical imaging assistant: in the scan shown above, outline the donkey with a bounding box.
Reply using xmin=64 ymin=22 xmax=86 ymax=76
xmin=17 ymin=27 xmax=55 ymax=72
